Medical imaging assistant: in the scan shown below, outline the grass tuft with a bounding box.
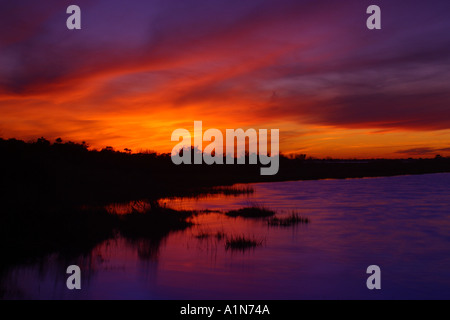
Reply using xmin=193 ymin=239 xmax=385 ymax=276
xmin=225 ymin=235 xmax=263 ymax=251
xmin=267 ymin=213 xmax=310 ymax=227
xmin=226 ymin=206 xmax=275 ymax=218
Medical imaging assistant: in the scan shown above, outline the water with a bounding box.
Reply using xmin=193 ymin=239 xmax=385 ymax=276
xmin=2 ymin=173 xmax=450 ymax=299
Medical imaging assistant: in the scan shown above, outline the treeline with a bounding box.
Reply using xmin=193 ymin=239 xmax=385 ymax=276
xmin=1 ymin=137 xmax=450 ymax=206
xmin=1 ymin=137 xmax=450 ymax=269
xmin=0 ymin=137 xmax=265 ymax=205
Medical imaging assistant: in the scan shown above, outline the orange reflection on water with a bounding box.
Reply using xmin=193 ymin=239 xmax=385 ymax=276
xmin=3 ymin=174 xmax=450 ymax=299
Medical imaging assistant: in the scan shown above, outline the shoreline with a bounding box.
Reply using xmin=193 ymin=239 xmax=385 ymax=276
xmin=1 ymin=138 xmax=450 ymax=269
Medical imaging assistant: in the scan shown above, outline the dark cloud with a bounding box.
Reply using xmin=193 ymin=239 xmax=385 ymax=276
xmin=396 ymin=147 xmax=450 ymax=156
xmin=1 ymin=0 xmax=450 ymax=131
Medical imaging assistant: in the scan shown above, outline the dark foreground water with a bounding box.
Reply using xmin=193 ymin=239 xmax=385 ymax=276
xmin=2 ymin=173 xmax=450 ymax=299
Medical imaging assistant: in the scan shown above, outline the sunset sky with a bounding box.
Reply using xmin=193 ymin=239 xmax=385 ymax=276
xmin=1 ymin=0 xmax=450 ymax=158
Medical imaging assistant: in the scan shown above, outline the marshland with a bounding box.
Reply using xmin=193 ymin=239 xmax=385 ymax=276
xmin=1 ymin=138 xmax=450 ymax=299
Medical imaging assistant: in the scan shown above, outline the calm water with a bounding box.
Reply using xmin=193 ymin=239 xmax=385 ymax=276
xmin=2 ymin=173 xmax=450 ymax=299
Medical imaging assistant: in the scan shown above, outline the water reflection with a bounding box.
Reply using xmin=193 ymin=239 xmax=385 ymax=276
xmin=2 ymin=173 xmax=450 ymax=299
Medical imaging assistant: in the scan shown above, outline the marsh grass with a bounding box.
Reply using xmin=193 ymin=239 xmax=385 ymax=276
xmin=0 ymin=205 xmax=118 ymax=267
xmin=195 ymin=230 xmax=227 ymax=241
xmin=225 ymin=235 xmax=264 ymax=251
xmin=119 ymin=206 xmax=195 ymax=239
xmin=267 ymin=213 xmax=310 ymax=227
xmin=210 ymin=186 xmax=254 ymax=196
xmin=225 ymin=206 xmax=276 ymax=218
xmin=194 ymin=231 xmax=211 ymax=240
xmin=199 ymin=209 xmax=222 ymax=214
xmin=215 ymin=231 xmax=227 ymax=241
xmin=165 ymin=185 xmax=255 ymax=200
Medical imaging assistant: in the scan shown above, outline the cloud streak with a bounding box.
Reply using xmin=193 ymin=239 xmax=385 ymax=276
xmin=396 ymin=147 xmax=450 ymax=156
xmin=1 ymin=0 xmax=450 ymax=156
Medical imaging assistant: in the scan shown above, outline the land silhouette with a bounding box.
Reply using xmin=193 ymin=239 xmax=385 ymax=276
xmin=1 ymin=137 xmax=450 ymax=271
xmin=2 ymin=137 xmax=449 ymax=204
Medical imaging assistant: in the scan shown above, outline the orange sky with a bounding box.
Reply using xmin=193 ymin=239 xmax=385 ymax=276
xmin=1 ymin=0 xmax=450 ymax=158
